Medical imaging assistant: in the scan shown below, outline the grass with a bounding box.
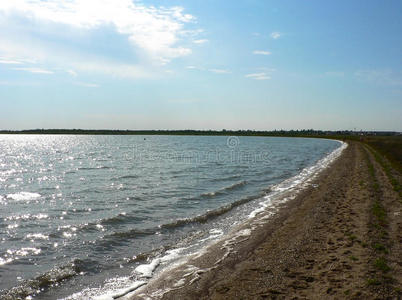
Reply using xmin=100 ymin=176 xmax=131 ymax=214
xmin=362 ymin=147 xmax=395 ymax=291
xmin=373 ymin=243 xmax=388 ymax=254
xmin=346 ymin=232 xmax=358 ymax=241
xmin=374 ymin=257 xmax=391 ymax=272
xmin=367 ymin=278 xmax=381 ymax=286
xmin=372 ymin=201 xmax=386 ymax=224
xmin=362 ymin=136 xmax=402 ymax=174
xmin=362 ymin=138 xmax=402 ymax=199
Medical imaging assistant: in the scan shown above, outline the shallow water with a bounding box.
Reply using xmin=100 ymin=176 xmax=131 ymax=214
xmin=0 ymin=135 xmax=340 ymax=299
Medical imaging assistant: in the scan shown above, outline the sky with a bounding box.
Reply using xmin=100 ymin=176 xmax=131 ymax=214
xmin=0 ymin=0 xmax=401 ymax=131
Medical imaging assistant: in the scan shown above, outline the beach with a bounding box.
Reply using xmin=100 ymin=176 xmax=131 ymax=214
xmin=130 ymin=141 xmax=401 ymax=299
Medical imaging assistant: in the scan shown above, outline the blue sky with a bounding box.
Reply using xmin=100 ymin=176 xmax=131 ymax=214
xmin=0 ymin=0 xmax=401 ymax=131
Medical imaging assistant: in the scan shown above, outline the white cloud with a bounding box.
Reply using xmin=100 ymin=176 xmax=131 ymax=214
xmin=245 ymin=72 xmax=270 ymax=80
xmin=270 ymin=32 xmax=281 ymax=39
xmin=75 ymin=82 xmax=99 ymax=88
xmin=209 ymin=69 xmax=231 ymax=74
xmin=0 ymin=0 xmax=195 ymax=64
xmin=253 ymin=50 xmax=271 ymax=56
xmin=13 ymin=67 xmax=54 ymax=74
xmin=0 ymin=80 xmax=40 ymax=86
xmin=0 ymin=58 xmax=22 ymax=64
xmin=186 ymin=65 xmax=205 ymax=71
xmin=67 ymin=69 xmax=77 ymax=77
xmin=258 ymin=67 xmax=276 ymax=72
xmin=193 ymin=39 xmax=208 ymax=44
xmin=0 ymin=37 xmax=154 ymax=79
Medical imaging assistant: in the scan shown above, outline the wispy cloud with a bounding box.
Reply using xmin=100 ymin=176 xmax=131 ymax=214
xmin=209 ymin=69 xmax=231 ymax=74
xmin=67 ymin=69 xmax=77 ymax=77
xmin=245 ymin=72 xmax=270 ymax=80
xmin=0 ymin=0 xmax=197 ymax=64
xmin=186 ymin=65 xmax=206 ymax=71
xmin=253 ymin=50 xmax=271 ymax=56
xmin=0 ymin=80 xmax=40 ymax=86
xmin=270 ymin=32 xmax=281 ymax=39
xmin=13 ymin=67 xmax=54 ymax=74
xmin=0 ymin=37 xmax=154 ymax=79
xmin=0 ymin=58 xmax=23 ymax=64
xmin=193 ymin=39 xmax=208 ymax=44
xmin=75 ymin=82 xmax=99 ymax=88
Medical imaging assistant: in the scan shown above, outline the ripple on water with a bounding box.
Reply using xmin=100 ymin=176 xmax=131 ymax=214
xmin=4 ymin=213 xmax=48 ymax=221
xmin=26 ymin=233 xmax=49 ymax=240
xmin=1 ymin=247 xmax=42 ymax=265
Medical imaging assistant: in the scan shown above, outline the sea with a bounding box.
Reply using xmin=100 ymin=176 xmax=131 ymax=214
xmin=0 ymin=135 xmax=345 ymax=299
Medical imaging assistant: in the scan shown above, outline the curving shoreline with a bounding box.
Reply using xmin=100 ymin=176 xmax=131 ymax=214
xmin=129 ymin=141 xmax=401 ymax=299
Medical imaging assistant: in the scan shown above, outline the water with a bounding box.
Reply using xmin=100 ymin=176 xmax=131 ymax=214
xmin=0 ymin=135 xmax=341 ymax=299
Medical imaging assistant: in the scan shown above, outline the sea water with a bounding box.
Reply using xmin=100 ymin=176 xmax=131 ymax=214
xmin=0 ymin=135 xmax=342 ymax=299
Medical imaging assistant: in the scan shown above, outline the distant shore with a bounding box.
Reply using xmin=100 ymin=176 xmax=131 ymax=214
xmin=130 ymin=141 xmax=401 ymax=299
xmin=0 ymin=128 xmax=400 ymax=137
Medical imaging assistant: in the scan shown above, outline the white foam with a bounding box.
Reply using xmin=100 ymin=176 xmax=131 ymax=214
xmin=237 ymin=228 xmax=251 ymax=236
xmin=6 ymin=192 xmax=41 ymax=201
xmin=248 ymin=197 xmax=272 ymax=219
xmin=198 ymin=228 xmax=224 ymax=244
xmin=247 ymin=141 xmax=347 ymax=221
xmin=93 ymin=295 xmax=113 ymax=300
xmin=209 ymin=228 xmax=223 ymax=235
xmin=160 ymin=248 xmax=186 ymax=263
xmin=93 ymin=281 xmax=147 ymax=300
xmin=135 ymin=258 xmax=161 ymax=278
xmin=134 ymin=247 xmax=188 ymax=280
xmin=173 ymin=278 xmax=186 ymax=287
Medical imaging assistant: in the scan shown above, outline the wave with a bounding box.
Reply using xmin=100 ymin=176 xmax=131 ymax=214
xmin=160 ymin=193 xmax=263 ymax=230
xmin=103 ymin=228 xmax=156 ymax=240
xmin=64 ymin=170 xmax=76 ymax=174
xmin=94 ymin=229 xmax=157 ymax=250
xmin=75 ymin=192 xmax=263 ymax=249
xmin=210 ymin=174 xmax=242 ymax=182
xmin=112 ymin=174 xmax=138 ymax=180
xmin=200 ymin=181 xmax=247 ymax=198
xmin=0 ymin=259 xmax=91 ymax=300
xmin=77 ymin=166 xmax=111 ymax=170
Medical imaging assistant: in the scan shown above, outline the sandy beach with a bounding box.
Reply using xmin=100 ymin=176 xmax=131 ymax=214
xmin=130 ymin=141 xmax=401 ymax=299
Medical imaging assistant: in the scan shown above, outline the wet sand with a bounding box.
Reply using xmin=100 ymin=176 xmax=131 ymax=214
xmin=131 ymin=142 xmax=401 ymax=299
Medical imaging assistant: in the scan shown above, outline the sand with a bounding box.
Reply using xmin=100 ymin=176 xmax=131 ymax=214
xmin=130 ymin=142 xmax=401 ymax=299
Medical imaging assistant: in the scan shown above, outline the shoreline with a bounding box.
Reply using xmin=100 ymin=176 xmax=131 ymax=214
xmin=128 ymin=141 xmax=401 ymax=299
xmin=93 ymin=140 xmax=346 ymax=300
xmin=124 ymin=141 xmax=345 ymax=298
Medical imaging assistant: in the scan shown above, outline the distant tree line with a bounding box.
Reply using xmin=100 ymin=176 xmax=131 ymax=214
xmin=0 ymin=128 xmax=400 ymax=136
